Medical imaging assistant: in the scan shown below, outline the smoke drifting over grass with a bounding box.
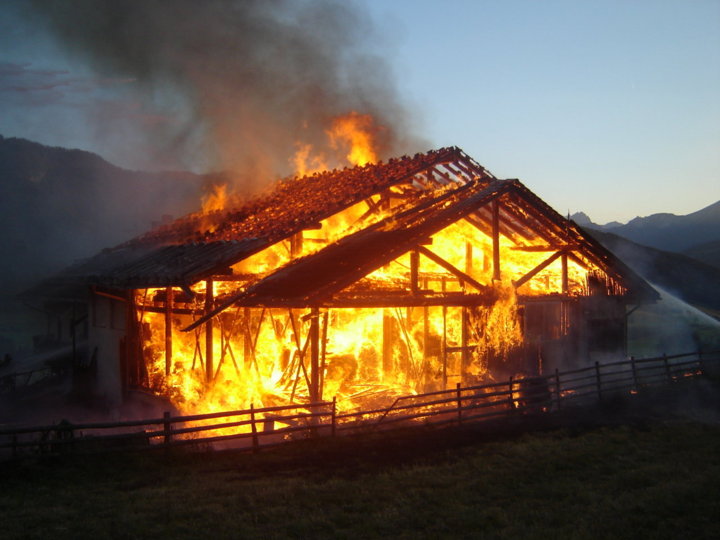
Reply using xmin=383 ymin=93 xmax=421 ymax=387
xmin=24 ymin=0 xmax=424 ymax=185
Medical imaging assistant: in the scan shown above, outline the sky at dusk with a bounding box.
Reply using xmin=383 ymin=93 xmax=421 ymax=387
xmin=1 ymin=0 xmax=718 ymax=224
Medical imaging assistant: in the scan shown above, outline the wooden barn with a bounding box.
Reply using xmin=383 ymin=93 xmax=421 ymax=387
xmin=35 ymin=147 xmax=658 ymax=414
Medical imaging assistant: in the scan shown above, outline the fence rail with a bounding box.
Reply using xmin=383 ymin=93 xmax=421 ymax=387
xmin=1 ymin=350 xmax=718 ymax=460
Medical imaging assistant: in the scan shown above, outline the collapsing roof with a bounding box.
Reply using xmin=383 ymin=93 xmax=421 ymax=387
xmin=40 ymin=146 xmax=657 ymax=307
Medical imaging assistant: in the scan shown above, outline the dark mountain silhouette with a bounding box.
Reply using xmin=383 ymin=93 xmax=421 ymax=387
xmin=572 ymin=201 xmax=720 ymax=269
xmin=0 ymin=135 xmax=204 ymax=292
xmin=585 ymin=228 xmax=720 ymax=316
xmin=684 ymin=239 xmax=720 ymax=270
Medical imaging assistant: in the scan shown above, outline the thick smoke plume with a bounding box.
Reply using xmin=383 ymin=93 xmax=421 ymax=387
xmin=26 ymin=0 xmax=422 ymax=189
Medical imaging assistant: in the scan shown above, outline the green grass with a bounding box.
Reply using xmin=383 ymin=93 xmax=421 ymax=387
xmin=1 ymin=416 xmax=719 ymax=540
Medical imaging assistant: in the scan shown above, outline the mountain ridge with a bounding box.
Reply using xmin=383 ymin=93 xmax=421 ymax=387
xmin=571 ymin=200 xmax=720 ymax=268
xmin=0 ymin=135 xmax=205 ymax=292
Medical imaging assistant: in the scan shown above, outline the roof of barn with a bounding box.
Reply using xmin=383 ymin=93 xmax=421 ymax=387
xmin=40 ymin=146 xmax=494 ymax=290
xmin=28 ymin=146 xmax=658 ymax=304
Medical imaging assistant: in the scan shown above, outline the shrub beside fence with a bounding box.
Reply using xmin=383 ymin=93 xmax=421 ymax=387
xmin=1 ymin=350 xmax=717 ymax=460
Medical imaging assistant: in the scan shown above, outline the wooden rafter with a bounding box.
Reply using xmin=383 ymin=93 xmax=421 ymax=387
xmin=512 ymin=250 xmax=564 ymax=290
xmin=416 ymin=245 xmax=488 ymax=293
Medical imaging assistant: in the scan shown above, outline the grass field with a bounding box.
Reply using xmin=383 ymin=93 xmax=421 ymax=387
xmin=2 ymin=386 xmax=719 ymax=540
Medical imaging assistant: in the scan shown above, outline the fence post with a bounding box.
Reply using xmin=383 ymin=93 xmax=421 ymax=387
xmin=630 ymin=356 xmax=638 ymax=392
xmin=331 ymin=396 xmax=337 ymax=437
xmin=163 ymin=411 xmax=172 ymax=446
xmin=456 ymin=382 xmax=462 ymax=425
xmin=595 ymin=362 xmax=602 ymax=402
xmin=663 ymin=353 xmax=672 ymax=383
xmin=250 ymin=403 xmax=259 ymax=453
xmin=698 ymin=349 xmax=705 ymax=375
xmin=554 ymin=368 xmax=561 ymax=410
xmin=507 ymin=376 xmax=515 ymax=414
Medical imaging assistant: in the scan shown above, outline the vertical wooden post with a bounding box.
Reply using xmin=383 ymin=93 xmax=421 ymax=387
xmin=290 ymin=231 xmax=303 ymax=258
xmin=456 ymin=382 xmax=463 ymax=424
xmin=465 ymin=242 xmax=473 ymax=276
xmin=309 ymin=307 xmax=320 ymax=403
xmin=561 ymin=252 xmax=568 ymax=294
xmin=595 ymin=361 xmax=602 ymax=401
xmin=250 ymin=403 xmax=259 ymax=453
xmin=410 ymin=249 xmax=419 ymax=294
xmin=383 ymin=311 xmax=394 ymax=381
xmin=554 ymin=368 xmax=562 ymax=410
xmin=164 ymin=287 xmax=173 ymax=376
xmin=492 ymin=200 xmax=501 ymax=281
xmin=461 ymin=307 xmax=469 ymax=384
xmin=663 ymin=353 xmax=672 ymax=382
xmin=319 ymin=312 xmax=329 ymax=399
xmin=631 ymin=356 xmax=638 ymax=391
xmin=508 ymin=376 xmax=515 ymax=413
xmin=163 ymin=411 xmax=172 ymax=446
xmin=331 ymin=396 xmax=337 ymax=437
xmin=243 ymin=307 xmax=251 ymax=367
xmin=441 ymin=310 xmax=447 ymax=389
xmin=205 ymin=279 xmax=214 ymax=384
xmin=422 ymin=306 xmax=429 ymax=387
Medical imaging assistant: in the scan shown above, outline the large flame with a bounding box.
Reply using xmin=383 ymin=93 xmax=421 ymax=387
xmin=136 ymin=203 xmax=604 ymax=428
xmin=327 ymin=111 xmax=378 ymax=166
xmin=134 ymin=130 xmax=619 ymax=435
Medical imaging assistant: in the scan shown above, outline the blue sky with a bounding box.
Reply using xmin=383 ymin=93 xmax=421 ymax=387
xmin=1 ymin=0 xmax=718 ymax=223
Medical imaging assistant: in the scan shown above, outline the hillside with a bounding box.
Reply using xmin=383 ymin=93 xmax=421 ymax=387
xmin=0 ymin=135 xmax=204 ymax=292
xmin=573 ymin=201 xmax=720 ymax=259
xmin=684 ymin=239 xmax=720 ymax=269
xmin=585 ymin=228 xmax=720 ymax=315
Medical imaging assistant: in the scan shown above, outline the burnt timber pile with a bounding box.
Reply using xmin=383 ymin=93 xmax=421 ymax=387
xmin=32 ymin=147 xmax=658 ymax=415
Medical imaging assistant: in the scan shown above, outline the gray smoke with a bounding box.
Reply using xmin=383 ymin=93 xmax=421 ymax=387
xmin=24 ymin=0 xmax=423 ymax=188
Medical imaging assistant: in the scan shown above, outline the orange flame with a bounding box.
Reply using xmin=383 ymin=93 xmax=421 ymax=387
xmin=327 ymin=111 xmax=378 ymax=166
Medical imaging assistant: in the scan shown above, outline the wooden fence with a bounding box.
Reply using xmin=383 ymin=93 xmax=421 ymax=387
xmin=1 ymin=350 xmax=718 ymax=460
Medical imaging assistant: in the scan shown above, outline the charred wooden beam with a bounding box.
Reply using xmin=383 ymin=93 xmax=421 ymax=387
xmin=309 ymin=308 xmax=320 ymax=403
xmin=512 ymin=250 xmax=564 ymax=290
xmin=382 ymin=311 xmax=394 ymax=381
xmin=512 ymin=244 xmax=581 ymax=252
xmin=165 ymin=286 xmax=173 ymax=376
xmin=492 ymin=200 xmax=501 ymax=281
xmin=410 ymin=250 xmax=420 ymax=293
xmin=314 ymin=292 xmax=498 ymax=308
xmin=415 ymin=245 xmax=487 ymax=293
xmin=205 ymin=279 xmax=214 ymax=384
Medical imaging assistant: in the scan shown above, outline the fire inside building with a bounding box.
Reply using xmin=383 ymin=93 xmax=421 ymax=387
xmin=37 ymin=147 xmax=657 ymax=416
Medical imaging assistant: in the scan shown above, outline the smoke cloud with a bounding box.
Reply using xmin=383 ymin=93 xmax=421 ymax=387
xmin=23 ymin=0 xmax=424 ymax=188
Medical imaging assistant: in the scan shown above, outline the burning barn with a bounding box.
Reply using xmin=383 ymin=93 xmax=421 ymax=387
xmin=37 ymin=147 xmax=657 ymax=415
